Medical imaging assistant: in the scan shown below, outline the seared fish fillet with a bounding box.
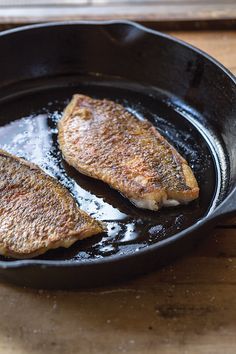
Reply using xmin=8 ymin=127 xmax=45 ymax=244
xmin=0 ymin=150 xmax=103 ymax=259
xmin=58 ymin=95 xmax=199 ymax=211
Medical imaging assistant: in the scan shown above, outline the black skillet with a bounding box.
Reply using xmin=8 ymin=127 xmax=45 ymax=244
xmin=0 ymin=21 xmax=235 ymax=289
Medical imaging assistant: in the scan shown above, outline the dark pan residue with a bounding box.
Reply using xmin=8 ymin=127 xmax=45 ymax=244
xmin=0 ymin=75 xmax=218 ymax=262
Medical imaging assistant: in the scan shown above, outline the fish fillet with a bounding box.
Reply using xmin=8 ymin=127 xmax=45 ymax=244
xmin=0 ymin=149 xmax=103 ymax=259
xmin=58 ymin=94 xmax=199 ymax=211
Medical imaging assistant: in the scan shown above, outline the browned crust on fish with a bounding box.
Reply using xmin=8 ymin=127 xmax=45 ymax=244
xmin=58 ymin=95 xmax=199 ymax=210
xmin=0 ymin=149 xmax=103 ymax=259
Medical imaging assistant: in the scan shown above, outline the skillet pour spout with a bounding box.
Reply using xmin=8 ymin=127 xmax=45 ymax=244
xmin=208 ymin=187 xmax=236 ymax=223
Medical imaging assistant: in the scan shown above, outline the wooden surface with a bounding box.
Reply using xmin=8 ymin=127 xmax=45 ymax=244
xmin=0 ymin=29 xmax=235 ymax=354
xmin=0 ymin=0 xmax=236 ymax=30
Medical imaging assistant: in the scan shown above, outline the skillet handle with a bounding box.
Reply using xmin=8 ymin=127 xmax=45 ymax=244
xmin=209 ymin=188 xmax=236 ymax=222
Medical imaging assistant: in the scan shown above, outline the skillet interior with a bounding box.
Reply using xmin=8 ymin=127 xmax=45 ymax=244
xmin=0 ymin=74 xmax=225 ymax=262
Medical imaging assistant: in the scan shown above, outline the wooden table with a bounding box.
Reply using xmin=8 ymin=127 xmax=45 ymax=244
xmin=0 ymin=8 xmax=236 ymax=354
xmin=0 ymin=0 xmax=236 ymax=30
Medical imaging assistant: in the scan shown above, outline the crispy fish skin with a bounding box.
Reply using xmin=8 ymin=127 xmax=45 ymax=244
xmin=0 ymin=150 xmax=103 ymax=259
xmin=58 ymin=94 xmax=199 ymax=211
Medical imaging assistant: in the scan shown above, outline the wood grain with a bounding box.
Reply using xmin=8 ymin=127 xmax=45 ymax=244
xmin=0 ymin=30 xmax=235 ymax=354
xmin=0 ymin=2 xmax=235 ymax=26
xmin=0 ymin=229 xmax=235 ymax=354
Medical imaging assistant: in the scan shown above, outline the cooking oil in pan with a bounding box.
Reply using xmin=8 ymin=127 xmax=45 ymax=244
xmin=0 ymin=79 xmax=217 ymax=261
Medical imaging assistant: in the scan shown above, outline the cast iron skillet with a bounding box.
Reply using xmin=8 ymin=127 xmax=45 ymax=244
xmin=0 ymin=21 xmax=235 ymax=289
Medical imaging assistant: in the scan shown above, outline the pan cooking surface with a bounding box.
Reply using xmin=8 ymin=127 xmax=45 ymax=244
xmin=0 ymin=75 xmax=219 ymax=262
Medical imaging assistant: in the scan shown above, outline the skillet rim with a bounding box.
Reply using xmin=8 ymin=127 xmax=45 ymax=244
xmin=0 ymin=20 xmax=235 ymax=269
